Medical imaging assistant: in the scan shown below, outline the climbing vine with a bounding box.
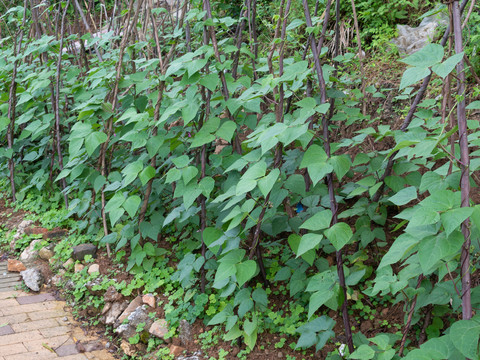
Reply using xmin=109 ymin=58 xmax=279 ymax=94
xmin=1 ymin=0 xmax=480 ymax=358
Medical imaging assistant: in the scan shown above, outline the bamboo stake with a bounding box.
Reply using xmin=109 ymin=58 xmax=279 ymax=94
xmin=372 ymin=0 xmax=470 ymax=202
xmin=452 ymin=0 xmax=472 ymax=321
xmin=303 ymin=0 xmax=354 ymax=353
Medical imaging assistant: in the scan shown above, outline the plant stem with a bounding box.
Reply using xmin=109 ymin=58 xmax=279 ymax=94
xmin=452 ymin=0 xmax=472 ymax=321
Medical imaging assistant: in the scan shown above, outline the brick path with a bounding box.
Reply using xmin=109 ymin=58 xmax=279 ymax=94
xmin=0 ymin=290 xmax=115 ymax=360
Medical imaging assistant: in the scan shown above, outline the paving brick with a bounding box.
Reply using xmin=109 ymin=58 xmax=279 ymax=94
xmin=11 ymin=318 xmax=59 ymax=333
xmin=24 ymin=334 xmax=73 ymax=352
xmin=0 ymin=343 xmax=28 ymax=356
xmin=1 ymin=303 xmax=49 ymax=316
xmin=0 ymin=330 xmax=43 ymax=346
xmin=70 ymin=327 xmax=97 ymax=342
xmin=0 ymin=325 xmax=14 ymax=336
xmin=59 ymin=355 xmax=89 ymax=360
xmin=40 ymin=326 xmax=71 ymax=338
xmin=85 ymin=349 xmax=115 ymax=359
xmin=4 ymin=352 xmax=58 ymax=360
xmin=0 ymin=313 xmax=28 ymax=324
xmin=55 ymin=343 xmax=79 ymax=357
xmin=29 ymin=309 xmax=68 ymax=321
xmin=44 ymin=301 xmax=67 ymax=310
xmin=16 ymin=293 xmax=56 ymax=305
xmin=0 ymin=299 xmax=20 ymax=308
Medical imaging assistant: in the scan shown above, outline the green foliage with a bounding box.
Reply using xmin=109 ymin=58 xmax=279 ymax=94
xmin=1 ymin=0 xmax=480 ymax=358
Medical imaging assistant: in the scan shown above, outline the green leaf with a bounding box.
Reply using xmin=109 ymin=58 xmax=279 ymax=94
xmin=182 ymin=166 xmax=198 ymax=185
xmin=400 ymin=43 xmax=444 ymax=67
xmin=235 ymin=261 xmax=257 ymax=287
xmin=187 ymin=58 xmax=208 ymax=77
xmin=400 ymin=67 xmax=431 ymax=90
xmin=144 ymin=242 xmax=156 ymax=256
xmin=450 ymin=318 xmax=480 ymax=359
xmin=172 ymin=155 xmax=190 ymax=168
xmin=215 ymin=262 xmax=236 ymax=285
xmin=418 ymin=232 xmax=463 ymax=274
xmin=258 ymin=169 xmax=280 ymax=197
xmin=329 ymin=155 xmax=351 ymax=181
xmin=466 ymin=101 xmax=480 ymax=110
xmin=252 ymin=288 xmax=268 ymax=308
xmin=85 ymin=131 xmax=107 ymax=156
xmin=300 ymin=210 xmax=332 ymax=231
xmin=236 ymin=179 xmax=256 ymax=196
xmin=440 ymin=207 xmax=473 ymax=237
xmin=324 ymin=222 xmax=353 ymax=251
xmin=139 ymin=166 xmax=155 ymax=186
xmin=109 ymin=208 xmax=125 ymax=226
xmin=244 ymin=327 xmax=258 ymax=350
xmin=203 ymin=227 xmax=223 ymax=253
xmin=199 ymin=73 xmax=219 ymax=92
xmin=105 ymin=193 xmax=125 ymax=213
xmin=0 ymin=117 xmax=9 ymax=132
xmin=123 ymin=195 xmax=141 ymax=218
xmin=297 ymin=233 xmax=323 ymax=257
xmin=122 ymin=160 xmax=143 ymax=186
xmin=244 ymin=317 xmax=258 ymax=336
xmin=431 ymin=52 xmax=464 ymax=79
xmin=216 ymin=121 xmax=236 ymax=141
xmin=350 ymin=344 xmax=375 ymax=359
xmin=300 ymin=144 xmax=328 ymax=168
xmin=308 ymin=290 xmax=334 ymax=319
xmin=300 ymin=145 xmax=333 ymax=185
xmin=388 ymin=187 xmax=417 ymax=206
xmin=208 ymin=311 xmax=227 ymax=326
xmin=378 ymin=233 xmax=418 ymax=269
xmin=199 ymin=176 xmax=215 ymax=198
xmin=190 ymin=130 xmax=215 ymax=148
xmin=242 ymin=161 xmax=267 ymax=180
xmin=182 ymin=184 xmax=202 ymax=209
xmin=166 ymin=168 xmax=181 ymax=184
xmin=296 ymin=97 xmax=316 ymax=110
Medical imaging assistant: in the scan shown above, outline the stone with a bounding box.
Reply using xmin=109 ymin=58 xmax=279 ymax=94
xmin=63 ymin=258 xmax=74 ymax=269
xmin=25 ymin=226 xmax=48 ymax=235
xmin=20 ymin=267 xmax=44 ymax=292
xmin=88 ymin=263 xmax=100 ymax=274
xmin=101 ymin=302 xmax=112 ymax=315
xmin=86 ymin=278 xmax=104 ymax=295
xmin=104 ymin=286 xmax=123 ymax=302
xmin=149 ymin=319 xmax=168 ymax=339
xmin=64 ymin=280 xmax=75 ymax=291
xmin=118 ymin=295 xmax=143 ymax=323
xmin=277 ymin=352 xmax=283 ymax=358
xmin=74 ymin=263 xmax=85 ymax=273
xmin=120 ymin=340 xmax=137 ymax=357
xmin=104 ymin=301 xmax=129 ymax=325
xmin=19 ymin=239 xmax=42 ymax=262
xmin=169 ymin=345 xmax=186 ymax=357
xmin=72 ymin=243 xmax=97 ymax=261
xmin=51 ymin=274 xmax=63 ymax=286
xmin=38 ymin=247 xmax=54 ymax=261
xmin=7 ymin=259 xmax=26 ymax=272
xmin=43 ymin=228 xmax=68 ymax=239
xmin=142 ymin=294 xmax=155 ymax=308
xmin=115 ymin=305 xmax=153 ymax=339
xmin=178 ymin=351 xmax=202 ymax=360
xmin=10 ymin=220 xmax=35 ymax=250
xmin=178 ymin=319 xmax=192 ymax=346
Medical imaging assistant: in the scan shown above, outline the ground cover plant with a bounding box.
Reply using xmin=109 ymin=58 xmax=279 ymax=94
xmin=1 ymin=0 xmax=480 ymax=358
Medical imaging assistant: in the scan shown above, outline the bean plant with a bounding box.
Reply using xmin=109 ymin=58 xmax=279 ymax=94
xmin=1 ymin=0 xmax=480 ymax=358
